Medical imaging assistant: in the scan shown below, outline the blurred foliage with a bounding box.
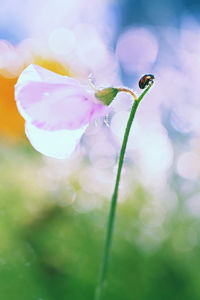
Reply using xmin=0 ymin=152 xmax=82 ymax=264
xmin=1 ymin=144 xmax=200 ymax=300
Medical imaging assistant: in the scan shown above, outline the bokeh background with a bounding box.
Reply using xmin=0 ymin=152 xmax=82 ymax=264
xmin=1 ymin=0 xmax=200 ymax=299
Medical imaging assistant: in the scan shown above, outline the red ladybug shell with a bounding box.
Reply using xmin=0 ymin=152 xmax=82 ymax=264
xmin=139 ymin=74 xmax=154 ymax=89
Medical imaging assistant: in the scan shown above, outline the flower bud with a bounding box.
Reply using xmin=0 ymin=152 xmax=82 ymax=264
xmin=95 ymin=87 xmax=119 ymax=106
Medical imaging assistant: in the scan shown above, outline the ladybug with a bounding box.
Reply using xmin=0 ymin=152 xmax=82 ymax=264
xmin=138 ymin=74 xmax=155 ymax=89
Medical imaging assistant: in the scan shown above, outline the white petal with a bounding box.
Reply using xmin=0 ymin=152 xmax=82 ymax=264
xmin=15 ymin=64 xmax=103 ymax=131
xmin=16 ymin=64 xmax=79 ymax=86
xmin=25 ymin=122 xmax=86 ymax=159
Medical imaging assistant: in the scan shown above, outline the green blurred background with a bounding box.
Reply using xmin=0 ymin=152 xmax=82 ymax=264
xmin=1 ymin=141 xmax=200 ymax=300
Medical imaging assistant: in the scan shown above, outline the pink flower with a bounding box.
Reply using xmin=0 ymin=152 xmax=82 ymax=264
xmin=15 ymin=64 xmax=109 ymax=159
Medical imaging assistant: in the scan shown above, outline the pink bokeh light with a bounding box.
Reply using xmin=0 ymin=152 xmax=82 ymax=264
xmin=116 ymin=27 xmax=158 ymax=74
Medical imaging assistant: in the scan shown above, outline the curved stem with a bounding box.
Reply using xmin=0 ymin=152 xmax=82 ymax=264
xmin=94 ymin=82 xmax=154 ymax=300
xmin=117 ymin=87 xmax=137 ymax=100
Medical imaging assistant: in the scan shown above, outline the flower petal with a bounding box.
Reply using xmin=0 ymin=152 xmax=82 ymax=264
xmin=15 ymin=64 xmax=108 ymax=131
xmin=25 ymin=121 xmax=86 ymax=159
xmin=16 ymin=64 xmax=79 ymax=86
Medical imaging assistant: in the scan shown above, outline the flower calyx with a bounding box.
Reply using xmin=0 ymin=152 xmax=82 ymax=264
xmin=95 ymin=87 xmax=119 ymax=106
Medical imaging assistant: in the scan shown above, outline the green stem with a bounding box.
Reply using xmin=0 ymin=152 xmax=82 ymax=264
xmin=94 ymin=82 xmax=154 ymax=300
